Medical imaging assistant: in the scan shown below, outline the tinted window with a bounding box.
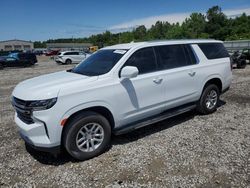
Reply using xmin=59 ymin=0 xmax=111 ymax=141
xmin=184 ymin=45 xmax=197 ymax=65
xmin=64 ymin=52 xmax=79 ymax=55
xmin=72 ymin=49 xmax=126 ymax=76
xmin=155 ymin=45 xmax=188 ymax=70
xmin=198 ymin=43 xmax=229 ymax=59
xmin=124 ymin=47 xmax=157 ymax=74
xmin=18 ymin=53 xmax=36 ymax=60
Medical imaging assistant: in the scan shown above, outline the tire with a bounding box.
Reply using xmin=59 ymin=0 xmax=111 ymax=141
xmin=63 ymin=111 xmax=111 ymax=161
xmin=196 ymin=84 xmax=220 ymax=115
xmin=237 ymin=60 xmax=246 ymax=69
xmin=0 ymin=63 xmax=3 ymax=70
xmin=65 ymin=59 xmax=72 ymax=64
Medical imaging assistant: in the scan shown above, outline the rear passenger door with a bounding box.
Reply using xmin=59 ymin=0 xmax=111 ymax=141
xmin=70 ymin=52 xmax=79 ymax=63
xmin=155 ymin=44 xmax=200 ymax=109
xmin=78 ymin=52 xmax=87 ymax=62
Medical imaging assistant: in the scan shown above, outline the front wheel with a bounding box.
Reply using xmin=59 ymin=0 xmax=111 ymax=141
xmin=196 ymin=84 xmax=220 ymax=115
xmin=65 ymin=59 xmax=72 ymax=64
xmin=63 ymin=111 xmax=111 ymax=161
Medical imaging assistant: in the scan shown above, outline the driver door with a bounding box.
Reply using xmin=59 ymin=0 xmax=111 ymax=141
xmin=117 ymin=47 xmax=166 ymax=125
xmin=6 ymin=57 xmax=19 ymax=67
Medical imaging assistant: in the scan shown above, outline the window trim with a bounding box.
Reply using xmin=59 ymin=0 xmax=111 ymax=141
xmin=183 ymin=44 xmax=198 ymax=65
xmin=154 ymin=44 xmax=194 ymax=71
xmin=196 ymin=43 xmax=229 ymax=60
xmin=119 ymin=47 xmax=158 ymax=77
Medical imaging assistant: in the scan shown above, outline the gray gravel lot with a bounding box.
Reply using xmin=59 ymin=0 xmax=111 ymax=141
xmin=0 ymin=57 xmax=249 ymax=187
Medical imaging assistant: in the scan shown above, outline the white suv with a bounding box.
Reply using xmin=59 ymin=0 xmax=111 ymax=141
xmin=55 ymin=51 xmax=89 ymax=64
xmin=12 ymin=40 xmax=232 ymax=160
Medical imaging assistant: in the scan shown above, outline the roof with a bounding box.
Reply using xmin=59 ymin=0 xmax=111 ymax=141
xmin=0 ymin=39 xmax=33 ymax=43
xmin=46 ymin=43 xmax=92 ymax=48
xmin=103 ymin=39 xmax=222 ymax=50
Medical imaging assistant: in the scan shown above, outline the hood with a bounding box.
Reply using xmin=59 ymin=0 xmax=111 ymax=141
xmin=12 ymin=71 xmax=98 ymax=100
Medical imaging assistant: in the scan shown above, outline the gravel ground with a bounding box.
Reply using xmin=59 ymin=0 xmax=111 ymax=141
xmin=0 ymin=56 xmax=249 ymax=188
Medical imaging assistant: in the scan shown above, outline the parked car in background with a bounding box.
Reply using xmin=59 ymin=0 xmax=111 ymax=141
xmin=33 ymin=50 xmax=44 ymax=56
xmin=12 ymin=40 xmax=232 ymax=160
xmin=45 ymin=50 xmax=60 ymax=56
xmin=55 ymin=51 xmax=90 ymax=64
xmin=242 ymin=49 xmax=250 ymax=61
xmin=9 ymin=52 xmax=37 ymax=65
xmin=231 ymin=51 xmax=247 ymax=69
xmin=0 ymin=56 xmax=34 ymax=69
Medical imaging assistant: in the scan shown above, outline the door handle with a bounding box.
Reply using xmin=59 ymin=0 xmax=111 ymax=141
xmin=188 ymin=71 xmax=196 ymax=77
xmin=153 ymin=77 xmax=163 ymax=84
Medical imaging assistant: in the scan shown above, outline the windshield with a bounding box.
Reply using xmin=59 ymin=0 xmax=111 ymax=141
xmin=72 ymin=49 xmax=127 ymax=76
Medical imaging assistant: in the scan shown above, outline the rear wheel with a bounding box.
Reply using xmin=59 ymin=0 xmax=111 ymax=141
xmin=0 ymin=63 xmax=3 ymax=70
xmin=196 ymin=84 xmax=220 ymax=115
xmin=63 ymin=111 xmax=111 ymax=161
xmin=65 ymin=59 xmax=72 ymax=64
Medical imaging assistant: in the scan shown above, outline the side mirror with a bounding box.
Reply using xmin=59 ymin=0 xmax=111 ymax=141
xmin=120 ymin=66 xmax=138 ymax=79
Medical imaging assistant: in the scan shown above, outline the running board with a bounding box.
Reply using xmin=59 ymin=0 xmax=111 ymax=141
xmin=114 ymin=103 xmax=196 ymax=135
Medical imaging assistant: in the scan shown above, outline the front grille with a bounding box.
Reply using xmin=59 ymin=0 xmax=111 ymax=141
xmin=17 ymin=112 xmax=34 ymax=124
xmin=13 ymin=97 xmax=26 ymax=106
xmin=12 ymin=97 xmax=34 ymax=124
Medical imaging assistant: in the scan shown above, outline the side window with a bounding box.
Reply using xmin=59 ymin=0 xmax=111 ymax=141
xmin=198 ymin=43 xmax=229 ymax=59
xmin=184 ymin=44 xmax=197 ymax=65
xmin=124 ymin=47 xmax=157 ymax=74
xmin=155 ymin=45 xmax=188 ymax=70
xmin=72 ymin=52 xmax=79 ymax=55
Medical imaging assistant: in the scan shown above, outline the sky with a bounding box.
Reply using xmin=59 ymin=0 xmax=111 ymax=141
xmin=0 ymin=0 xmax=250 ymax=41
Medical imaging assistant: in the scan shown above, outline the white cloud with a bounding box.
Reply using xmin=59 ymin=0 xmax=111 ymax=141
xmin=224 ymin=7 xmax=250 ymax=18
xmin=109 ymin=7 xmax=250 ymax=32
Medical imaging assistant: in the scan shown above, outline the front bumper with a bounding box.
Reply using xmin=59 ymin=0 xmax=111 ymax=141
xmin=12 ymin=96 xmax=63 ymax=150
xmin=20 ymin=131 xmax=61 ymax=154
xmin=15 ymin=113 xmax=60 ymax=149
xmin=55 ymin=58 xmax=64 ymax=64
xmin=55 ymin=60 xmax=63 ymax=64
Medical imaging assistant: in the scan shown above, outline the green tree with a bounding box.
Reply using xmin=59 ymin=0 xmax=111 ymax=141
xmin=205 ymin=6 xmax=229 ymax=40
xmin=133 ymin=25 xmax=147 ymax=41
xmin=182 ymin=13 xmax=207 ymax=38
xmin=34 ymin=41 xmax=46 ymax=48
xmin=165 ymin=23 xmax=184 ymax=39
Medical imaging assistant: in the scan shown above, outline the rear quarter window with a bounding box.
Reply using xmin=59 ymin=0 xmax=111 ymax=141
xmin=198 ymin=43 xmax=229 ymax=59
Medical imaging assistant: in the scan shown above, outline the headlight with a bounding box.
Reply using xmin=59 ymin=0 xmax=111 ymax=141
xmin=27 ymin=98 xmax=57 ymax=111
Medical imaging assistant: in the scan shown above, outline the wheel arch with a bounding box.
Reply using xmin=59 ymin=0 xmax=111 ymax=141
xmin=202 ymin=77 xmax=223 ymax=93
xmin=61 ymin=105 xmax=115 ymax=144
xmin=65 ymin=58 xmax=72 ymax=64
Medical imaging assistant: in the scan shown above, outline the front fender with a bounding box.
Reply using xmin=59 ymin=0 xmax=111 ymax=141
xmin=60 ymin=100 xmax=116 ymax=124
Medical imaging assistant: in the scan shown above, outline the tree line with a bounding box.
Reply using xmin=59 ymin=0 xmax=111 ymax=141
xmin=34 ymin=6 xmax=250 ymax=48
